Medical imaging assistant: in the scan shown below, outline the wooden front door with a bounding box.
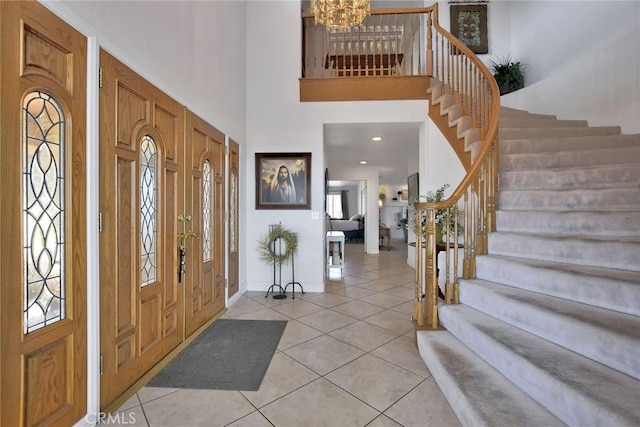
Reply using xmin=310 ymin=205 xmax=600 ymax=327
xmin=184 ymin=111 xmax=226 ymax=337
xmin=227 ymin=139 xmax=240 ymax=298
xmin=0 ymin=2 xmax=87 ymax=425
xmin=98 ymin=50 xmax=183 ymax=407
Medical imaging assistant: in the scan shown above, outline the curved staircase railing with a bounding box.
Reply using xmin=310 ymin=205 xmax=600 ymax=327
xmin=413 ymin=3 xmax=500 ymax=329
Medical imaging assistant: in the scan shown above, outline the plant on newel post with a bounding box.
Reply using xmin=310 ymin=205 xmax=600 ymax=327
xmin=410 ymin=184 xmax=459 ymax=244
xmin=410 ymin=184 xmax=461 ymax=329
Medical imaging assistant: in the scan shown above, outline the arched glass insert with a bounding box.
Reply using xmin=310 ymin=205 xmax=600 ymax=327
xmin=140 ymin=135 xmax=158 ymax=287
xmin=23 ymin=91 xmax=66 ymax=334
xmin=202 ymin=160 xmax=212 ymax=262
xmin=230 ymin=170 xmax=237 ymax=253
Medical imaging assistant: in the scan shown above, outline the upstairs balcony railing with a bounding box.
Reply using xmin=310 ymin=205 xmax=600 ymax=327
xmin=300 ymin=8 xmax=434 ymax=101
xmin=302 ymin=8 xmax=433 ymax=78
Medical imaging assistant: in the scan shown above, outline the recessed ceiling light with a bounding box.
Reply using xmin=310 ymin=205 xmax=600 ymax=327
xmin=359 ymin=160 xmax=367 ymax=164
xmin=371 ymin=136 xmax=382 ymax=142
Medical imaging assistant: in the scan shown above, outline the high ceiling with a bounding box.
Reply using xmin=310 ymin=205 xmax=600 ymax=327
xmin=324 ymin=122 xmax=420 ymax=187
xmin=305 ymin=0 xmax=428 ymax=188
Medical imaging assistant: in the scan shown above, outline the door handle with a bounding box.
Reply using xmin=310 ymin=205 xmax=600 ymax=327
xmin=178 ymin=230 xmax=199 ymax=244
xmin=178 ymin=245 xmax=186 ymax=283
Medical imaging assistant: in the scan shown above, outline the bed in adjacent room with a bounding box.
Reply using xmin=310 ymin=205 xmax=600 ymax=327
xmin=330 ymin=214 xmax=364 ymax=242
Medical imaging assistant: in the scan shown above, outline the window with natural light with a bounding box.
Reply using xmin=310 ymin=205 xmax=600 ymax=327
xmin=326 ymin=193 xmax=343 ymax=218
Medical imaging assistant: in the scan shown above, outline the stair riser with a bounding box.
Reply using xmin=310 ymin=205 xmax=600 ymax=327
xmin=446 ymin=105 xmax=462 ymax=125
xmin=495 ymin=210 xmax=640 ymax=236
xmin=499 ymin=188 xmax=640 ymax=211
xmin=459 ymin=282 xmax=640 ymax=380
xmin=500 ymin=127 xmax=620 ymax=140
xmin=500 ymin=165 xmax=640 ymax=190
xmin=501 ymin=147 xmax=640 ymax=171
xmin=435 ymin=94 xmax=452 ymax=112
xmin=501 ymin=134 xmax=640 ymax=155
xmin=439 ymin=305 xmax=639 ymax=427
xmin=488 ymin=232 xmax=640 ymax=272
xmin=475 ymin=256 xmax=640 ymax=317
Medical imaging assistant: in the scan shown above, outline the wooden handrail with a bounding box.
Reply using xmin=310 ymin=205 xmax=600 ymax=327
xmin=412 ymin=2 xmax=501 ymax=329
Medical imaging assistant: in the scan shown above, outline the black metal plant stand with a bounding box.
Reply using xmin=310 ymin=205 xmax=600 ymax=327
xmin=284 ymin=236 xmax=304 ymax=299
xmin=265 ymin=224 xmax=287 ymax=299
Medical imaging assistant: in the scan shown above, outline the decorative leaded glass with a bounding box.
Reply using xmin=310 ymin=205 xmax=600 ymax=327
xmin=140 ymin=135 xmax=157 ymax=287
xmin=230 ymin=171 xmax=237 ymax=253
xmin=23 ymin=91 xmax=66 ymax=334
xmin=202 ymin=160 xmax=212 ymax=262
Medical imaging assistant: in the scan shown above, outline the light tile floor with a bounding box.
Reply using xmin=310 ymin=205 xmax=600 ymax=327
xmin=114 ymin=240 xmax=461 ymax=427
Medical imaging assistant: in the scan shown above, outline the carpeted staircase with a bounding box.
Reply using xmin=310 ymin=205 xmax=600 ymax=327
xmin=417 ymin=106 xmax=640 ymax=426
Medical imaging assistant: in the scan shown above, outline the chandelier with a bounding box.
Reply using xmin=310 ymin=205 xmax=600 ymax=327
xmin=310 ymin=0 xmax=371 ymax=30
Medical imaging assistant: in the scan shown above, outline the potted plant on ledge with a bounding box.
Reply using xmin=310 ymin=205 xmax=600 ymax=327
xmin=489 ymin=55 xmax=526 ymax=96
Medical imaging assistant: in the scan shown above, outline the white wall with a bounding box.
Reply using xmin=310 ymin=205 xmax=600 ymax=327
xmin=245 ymin=1 xmax=428 ymax=290
xmin=60 ymin=0 xmax=248 ymax=141
xmin=438 ymin=0 xmax=639 ymax=133
xmin=501 ymin=1 xmax=640 ymax=133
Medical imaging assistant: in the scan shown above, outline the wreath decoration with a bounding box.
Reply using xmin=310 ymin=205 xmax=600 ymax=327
xmin=257 ymin=225 xmax=298 ymax=265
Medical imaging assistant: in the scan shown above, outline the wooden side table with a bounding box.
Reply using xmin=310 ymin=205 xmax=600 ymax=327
xmin=379 ymin=227 xmax=391 ymax=250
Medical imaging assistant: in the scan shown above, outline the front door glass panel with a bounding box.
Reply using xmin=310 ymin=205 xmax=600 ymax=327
xmin=23 ymin=91 xmax=66 ymax=334
xmin=202 ymin=160 xmax=212 ymax=262
xmin=140 ymin=135 xmax=158 ymax=287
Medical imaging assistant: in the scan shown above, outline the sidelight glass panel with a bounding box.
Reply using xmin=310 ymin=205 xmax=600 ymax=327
xmin=202 ymin=160 xmax=212 ymax=262
xmin=140 ymin=135 xmax=157 ymax=287
xmin=23 ymin=91 xmax=66 ymax=334
xmin=230 ymin=170 xmax=237 ymax=253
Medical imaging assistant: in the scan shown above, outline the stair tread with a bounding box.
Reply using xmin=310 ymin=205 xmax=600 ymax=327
xmin=464 ymin=278 xmax=640 ymax=342
xmin=491 ymin=230 xmax=640 ymax=243
xmin=499 ymin=118 xmax=588 ymax=127
xmin=475 ymin=254 xmax=640 ymax=317
xmin=499 ymin=186 xmax=640 ymax=211
xmin=488 ymin=231 xmax=640 ymax=272
xmin=499 ymin=107 xmax=557 ymax=120
xmin=439 ymin=304 xmax=640 ymax=426
xmin=501 ymin=134 xmax=640 ymax=155
xmin=417 ymin=331 xmax=565 ymax=427
xmin=480 ymin=254 xmax=640 ymax=283
xmin=500 ymin=126 xmax=621 ymax=140
xmin=500 ymin=145 xmax=640 ymax=170
xmin=500 ymin=164 xmax=640 ymax=189
xmin=495 ymin=210 xmax=640 ymax=235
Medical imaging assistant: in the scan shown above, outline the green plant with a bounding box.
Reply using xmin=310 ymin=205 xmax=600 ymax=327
xmin=489 ymin=55 xmax=526 ymax=95
xmin=409 ymin=184 xmax=461 ymax=241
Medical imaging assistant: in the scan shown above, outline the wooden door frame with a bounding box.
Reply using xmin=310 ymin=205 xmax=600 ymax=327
xmin=227 ymin=139 xmax=240 ymax=300
xmin=0 ymin=1 xmax=88 ymax=425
